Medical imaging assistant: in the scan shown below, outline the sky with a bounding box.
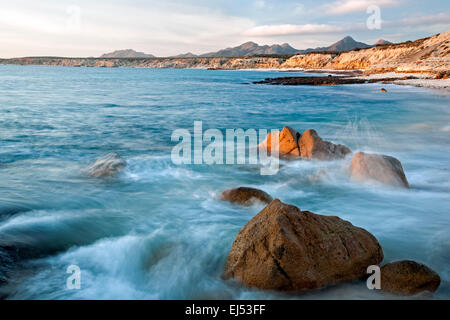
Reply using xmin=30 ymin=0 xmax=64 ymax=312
xmin=1 ymin=0 xmax=449 ymax=58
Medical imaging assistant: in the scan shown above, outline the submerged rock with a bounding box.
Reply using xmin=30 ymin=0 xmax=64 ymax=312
xmin=87 ymin=153 xmax=126 ymax=178
xmin=380 ymin=88 xmax=387 ymax=92
xmin=223 ymin=199 xmax=383 ymax=291
xmin=299 ymin=129 xmax=352 ymax=160
xmin=221 ymin=187 xmax=273 ymax=206
xmin=350 ymin=152 xmax=409 ymax=188
xmin=259 ymin=126 xmax=301 ymax=157
xmin=381 ymin=260 xmax=441 ymax=295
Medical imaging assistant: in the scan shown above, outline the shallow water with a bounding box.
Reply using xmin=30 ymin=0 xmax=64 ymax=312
xmin=0 ymin=65 xmax=449 ymax=299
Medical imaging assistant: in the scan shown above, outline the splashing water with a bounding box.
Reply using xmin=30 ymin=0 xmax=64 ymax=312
xmin=0 ymin=66 xmax=449 ymax=299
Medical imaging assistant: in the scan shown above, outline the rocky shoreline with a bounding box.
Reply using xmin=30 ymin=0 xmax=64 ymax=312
xmin=1 ymin=31 xmax=448 ymax=86
xmin=253 ymin=75 xmax=420 ymax=86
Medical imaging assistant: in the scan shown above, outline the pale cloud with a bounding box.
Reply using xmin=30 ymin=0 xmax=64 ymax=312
xmin=392 ymin=12 xmax=450 ymax=27
xmin=0 ymin=1 xmax=255 ymax=57
xmin=293 ymin=4 xmax=306 ymax=15
xmin=0 ymin=0 xmax=447 ymax=58
xmin=243 ymin=24 xmax=348 ymax=36
xmin=323 ymin=0 xmax=401 ymax=15
xmin=254 ymin=0 xmax=266 ymax=8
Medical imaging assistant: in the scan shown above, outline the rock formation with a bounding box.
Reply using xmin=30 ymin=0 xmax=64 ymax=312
xmin=350 ymin=152 xmax=409 ymax=188
xmin=258 ymin=126 xmax=301 ymax=157
xmin=220 ymin=187 xmax=273 ymax=206
xmin=380 ymin=260 xmax=441 ymax=295
xmin=298 ymin=129 xmax=352 ymax=160
xmin=259 ymin=127 xmax=351 ymax=160
xmin=87 ymin=153 xmax=126 ymax=178
xmin=223 ymin=199 xmax=383 ymax=291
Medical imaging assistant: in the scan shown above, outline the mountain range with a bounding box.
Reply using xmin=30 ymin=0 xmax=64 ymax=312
xmin=100 ymin=36 xmax=392 ymax=58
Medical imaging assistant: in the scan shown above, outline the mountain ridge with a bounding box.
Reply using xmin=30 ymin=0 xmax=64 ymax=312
xmin=99 ymin=36 xmax=377 ymax=58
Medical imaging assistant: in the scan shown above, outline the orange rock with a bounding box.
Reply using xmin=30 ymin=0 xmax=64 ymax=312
xmin=223 ymin=199 xmax=383 ymax=291
xmin=259 ymin=126 xmax=301 ymax=157
xmin=350 ymin=152 xmax=409 ymax=188
xmin=380 ymin=88 xmax=387 ymax=92
xmin=298 ymin=129 xmax=351 ymax=160
xmin=434 ymin=72 xmax=448 ymax=79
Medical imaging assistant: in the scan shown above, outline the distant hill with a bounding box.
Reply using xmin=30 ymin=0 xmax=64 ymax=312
xmin=375 ymin=39 xmax=392 ymax=46
xmin=172 ymin=52 xmax=198 ymax=58
xmin=100 ymin=49 xmax=155 ymax=58
xmin=303 ymin=36 xmax=371 ymax=53
xmin=200 ymin=41 xmax=301 ymax=57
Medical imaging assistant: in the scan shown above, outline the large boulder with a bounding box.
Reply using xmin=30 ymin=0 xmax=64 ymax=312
xmin=221 ymin=187 xmax=273 ymax=206
xmin=223 ymin=199 xmax=383 ymax=291
xmin=87 ymin=153 xmax=126 ymax=178
xmin=299 ymin=129 xmax=352 ymax=160
xmin=350 ymin=152 xmax=409 ymax=188
xmin=259 ymin=126 xmax=301 ymax=157
xmin=380 ymin=260 xmax=441 ymax=295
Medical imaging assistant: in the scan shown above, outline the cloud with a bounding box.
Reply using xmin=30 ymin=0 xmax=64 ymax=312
xmin=253 ymin=0 xmax=266 ymax=8
xmin=323 ymin=0 xmax=401 ymax=15
xmin=0 ymin=1 xmax=255 ymax=57
xmin=243 ymin=24 xmax=348 ymax=36
xmin=392 ymin=12 xmax=450 ymax=27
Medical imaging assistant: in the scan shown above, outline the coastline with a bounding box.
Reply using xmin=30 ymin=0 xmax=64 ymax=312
xmin=1 ymin=61 xmax=448 ymax=90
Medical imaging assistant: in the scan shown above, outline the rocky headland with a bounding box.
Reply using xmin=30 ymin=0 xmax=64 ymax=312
xmin=1 ymin=31 xmax=448 ymax=85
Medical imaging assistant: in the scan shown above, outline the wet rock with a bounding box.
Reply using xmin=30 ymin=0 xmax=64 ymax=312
xmin=350 ymin=152 xmax=409 ymax=188
xmin=221 ymin=187 xmax=273 ymax=206
xmin=381 ymin=260 xmax=441 ymax=295
xmin=259 ymin=126 xmax=301 ymax=157
xmin=298 ymin=129 xmax=352 ymax=160
xmin=380 ymin=88 xmax=387 ymax=92
xmin=223 ymin=199 xmax=383 ymax=291
xmin=253 ymin=75 xmax=419 ymax=86
xmin=87 ymin=153 xmax=126 ymax=178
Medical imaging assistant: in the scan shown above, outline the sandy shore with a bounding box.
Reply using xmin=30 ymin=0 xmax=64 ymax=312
xmin=358 ymin=72 xmax=450 ymax=90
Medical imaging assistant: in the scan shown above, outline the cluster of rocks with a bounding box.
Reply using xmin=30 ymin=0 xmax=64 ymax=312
xmin=259 ymin=126 xmax=409 ymax=188
xmin=220 ymin=127 xmax=439 ymax=295
xmin=259 ymin=126 xmax=351 ymax=160
xmin=87 ymin=133 xmax=438 ymax=297
xmin=220 ymin=189 xmax=441 ymax=296
xmin=253 ymin=76 xmax=418 ymax=86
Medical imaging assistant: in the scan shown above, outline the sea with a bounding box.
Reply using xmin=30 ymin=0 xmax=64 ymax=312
xmin=0 ymin=65 xmax=449 ymax=299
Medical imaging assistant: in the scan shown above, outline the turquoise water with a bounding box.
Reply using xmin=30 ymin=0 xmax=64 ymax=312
xmin=0 ymin=65 xmax=449 ymax=299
